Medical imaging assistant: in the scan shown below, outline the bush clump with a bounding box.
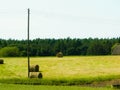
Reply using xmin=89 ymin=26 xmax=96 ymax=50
xmin=111 ymin=43 xmax=120 ymax=55
xmin=0 ymin=46 xmax=19 ymax=57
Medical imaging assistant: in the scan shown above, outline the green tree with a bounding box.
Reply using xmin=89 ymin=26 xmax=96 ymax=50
xmin=87 ymin=39 xmax=105 ymax=55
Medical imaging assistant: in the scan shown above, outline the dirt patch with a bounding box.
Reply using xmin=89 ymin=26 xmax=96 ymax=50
xmin=87 ymin=79 xmax=120 ymax=87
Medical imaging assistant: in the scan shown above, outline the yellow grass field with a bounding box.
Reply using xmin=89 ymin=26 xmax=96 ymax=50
xmin=0 ymin=56 xmax=120 ymax=81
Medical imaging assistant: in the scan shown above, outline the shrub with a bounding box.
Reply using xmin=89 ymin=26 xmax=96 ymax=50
xmin=0 ymin=46 xmax=19 ymax=57
xmin=56 ymin=52 xmax=63 ymax=58
xmin=111 ymin=43 xmax=120 ymax=55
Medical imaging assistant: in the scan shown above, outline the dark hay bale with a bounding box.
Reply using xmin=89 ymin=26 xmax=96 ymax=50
xmin=38 ymin=72 xmax=43 ymax=78
xmin=113 ymin=84 xmax=120 ymax=89
xmin=30 ymin=72 xmax=43 ymax=78
xmin=29 ymin=65 xmax=39 ymax=72
xmin=0 ymin=59 xmax=4 ymax=64
xmin=56 ymin=52 xmax=63 ymax=58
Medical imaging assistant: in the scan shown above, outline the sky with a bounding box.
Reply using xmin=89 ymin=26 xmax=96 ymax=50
xmin=0 ymin=0 xmax=120 ymax=40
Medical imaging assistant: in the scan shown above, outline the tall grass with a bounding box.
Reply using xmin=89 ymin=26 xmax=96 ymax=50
xmin=0 ymin=84 xmax=113 ymax=90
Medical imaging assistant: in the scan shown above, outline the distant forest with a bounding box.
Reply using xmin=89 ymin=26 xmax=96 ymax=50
xmin=0 ymin=37 xmax=120 ymax=57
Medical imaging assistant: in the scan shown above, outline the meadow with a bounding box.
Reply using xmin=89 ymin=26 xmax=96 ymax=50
xmin=0 ymin=56 xmax=120 ymax=88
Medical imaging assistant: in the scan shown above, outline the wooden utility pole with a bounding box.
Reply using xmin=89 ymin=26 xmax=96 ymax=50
xmin=27 ymin=8 xmax=30 ymax=78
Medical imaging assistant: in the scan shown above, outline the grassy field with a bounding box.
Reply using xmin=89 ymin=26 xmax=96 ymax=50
xmin=0 ymin=56 xmax=120 ymax=86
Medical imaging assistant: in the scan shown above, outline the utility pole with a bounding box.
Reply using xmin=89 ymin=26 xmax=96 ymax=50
xmin=27 ymin=8 xmax=30 ymax=78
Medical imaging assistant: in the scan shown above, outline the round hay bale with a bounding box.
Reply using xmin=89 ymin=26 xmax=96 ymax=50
xmin=29 ymin=65 xmax=39 ymax=72
xmin=38 ymin=72 xmax=43 ymax=78
xmin=34 ymin=65 xmax=39 ymax=72
xmin=56 ymin=52 xmax=63 ymax=58
xmin=30 ymin=72 xmax=42 ymax=79
xmin=0 ymin=59 xmax=4 ymax=64
xmin=113 ymin=84 xmax=120 ymax=89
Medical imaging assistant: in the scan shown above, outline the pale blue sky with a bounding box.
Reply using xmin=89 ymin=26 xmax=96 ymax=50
xmin=0 ymin=0 xmax=120 ymax=39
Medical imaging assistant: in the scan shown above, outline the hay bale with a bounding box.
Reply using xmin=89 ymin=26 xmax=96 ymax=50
xmin=30 ymin=72 xmax=43 ymax=78
xmin=0 ymin=59 xmax=4 ymax=64
xmin=113 ymin=84 xmax=120 ymax=89
xmin=29 ymin=65 xmax=39 ymax=72
xmin=56 ymin=52 xmax=63 ymax=58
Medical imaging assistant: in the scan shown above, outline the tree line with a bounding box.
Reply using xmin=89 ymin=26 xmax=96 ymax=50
xmin=0 ymin=37 xmax=120 ymax=57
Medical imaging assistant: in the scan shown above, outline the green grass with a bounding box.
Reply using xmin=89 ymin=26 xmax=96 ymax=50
xmin=0 ymin=84 xmax=113 ymax=90
xmin=0 ymin=56 xmax=120 ymax=85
